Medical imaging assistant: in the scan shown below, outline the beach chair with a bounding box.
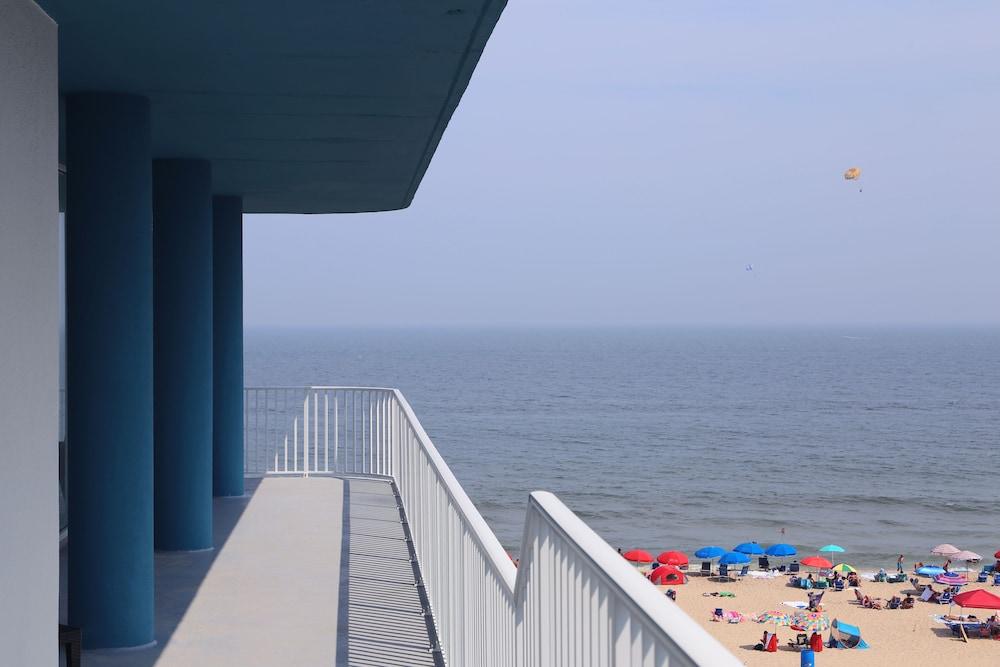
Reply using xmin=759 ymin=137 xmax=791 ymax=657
xmin=738 ymin=565 xmax=750 ymax=580
xmin=978 ymin=571 xmax=989 ymax=583
xmin=834 ymin=578 xmax=846 ymax=591
xmin=939 ymin=591 xmax=953 ymax=605
xmin=700 ymin=561 xmax=711 ymax=577
xmin=758 ymin=556 xmax=770 ymax=570
xmin=788 ymin=633 xmax=809 ymax=650
xmin=993 ymin=572 xmax=1000 ymax=586
xmin=789 ymin=562 xmax=800 ymax=573
xmin=711 ymin=607 xmax=723 ymax=622
xmin=718 ymin=564 xmax=730 ymax=581
xmin=814 ymin=579 xmax=828 ymax=589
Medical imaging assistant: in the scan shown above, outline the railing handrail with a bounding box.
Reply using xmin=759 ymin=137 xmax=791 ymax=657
xmin=524 ymin=492 xmax=740 ymax=666
xmin=391 ymin=389 xmax=519 ymax=591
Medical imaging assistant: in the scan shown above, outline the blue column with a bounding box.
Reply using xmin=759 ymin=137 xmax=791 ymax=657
xmin=153 ymin=160 xmax=214 ymax=551
xmin=65 ymin=94 xmax=154 ymax=649
xmin=213 ymin=196 xmax=245 ymax=497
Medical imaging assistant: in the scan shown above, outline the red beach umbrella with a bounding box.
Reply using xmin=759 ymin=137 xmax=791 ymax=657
xmin=952 ymin=589 xmax=1000 ymax=610
xmin=800 ymin=556 xmax=832 ymax=569
xmin=623 ymin=549 xmax=654 ymax=564
xmin=649 ymin=565 xmax=686 ymax=586
xmin=994 ymin=550 xmax=1000 ymax=559
xmin=657 ymin=551 xmax=689 ymax=566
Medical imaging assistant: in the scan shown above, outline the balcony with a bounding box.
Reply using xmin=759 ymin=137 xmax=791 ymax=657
xmin=65 ymin=386 xmax=738 ymax=665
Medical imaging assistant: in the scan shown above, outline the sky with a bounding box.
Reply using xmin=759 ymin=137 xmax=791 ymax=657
xmin=244 ymin=0 xmax=1000 ymax=327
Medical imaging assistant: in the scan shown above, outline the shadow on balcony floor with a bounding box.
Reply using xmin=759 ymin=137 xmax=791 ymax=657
xmin=62 ymin=476 xmax=345 ymax=666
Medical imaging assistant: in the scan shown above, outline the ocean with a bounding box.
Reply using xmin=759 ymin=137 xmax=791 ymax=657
xmin=246 ymin=327 xmax=1000 ymax=568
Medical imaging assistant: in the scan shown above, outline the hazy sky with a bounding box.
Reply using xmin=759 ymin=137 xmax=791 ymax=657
xmin=245 ymin=0 xmax=1000 ymax=327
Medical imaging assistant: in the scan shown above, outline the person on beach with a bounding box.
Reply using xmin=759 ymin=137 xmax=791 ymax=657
xmin=897 ymin=554 xmax=905 ymax=573
xmin=943 ymin=558 xmax=951 ymax=573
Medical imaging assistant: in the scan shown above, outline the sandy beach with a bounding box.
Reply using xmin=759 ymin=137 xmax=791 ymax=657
xmin=659 ymin=570 xmax=1000 ymax=666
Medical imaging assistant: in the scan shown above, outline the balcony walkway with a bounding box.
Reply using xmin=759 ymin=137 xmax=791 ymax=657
xmin=66 ymin=476 xmax=438 ymax=666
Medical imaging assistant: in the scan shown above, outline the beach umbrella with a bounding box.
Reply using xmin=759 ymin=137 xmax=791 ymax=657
xmin=916 ymin=565 xmax=945 ymax=577
xmin=757 ymin=610 xmax=794 ymax=633
xmin=649 ymin=565 xmax=686 ymax=586
xmin=719 ymin=551 xmax=751 ymax=566
xmin=931 ymin=544 xmax=960 ymax=556
xmin=765 ymin=543 xmax=797 ymax=557
xmin=791 ymin=611 xmax=831 ymax=633
xmin=831 ymin=563 xmax=856 ymax=574
xmin=734 ymin=542 xmax=765 ymax=555
xmin=656 ymin=551 xmax=688 ymax=567
xmin=800 ymin=556 xmax=832 ymax=569
xmin=818 ymin=544 xmax=845 ymax=554
xmin=994 ymin=549 xmax=1000 ymax=559
xmin=952 ymin=550 xmax=981 ymax=563
xmin=952 ymin=589 xmax=1000 ymax=610
xmin=934 ymin=572 xmax=967 ymax=587
xmin=622 ymin=549 xmax=654 ymax=564
xmin=694 ymin=546 xmax=726 ymax=560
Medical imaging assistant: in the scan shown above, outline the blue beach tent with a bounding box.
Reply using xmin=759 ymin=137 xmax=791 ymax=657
xmin=829 ymin=619 xmax=869 ymax=649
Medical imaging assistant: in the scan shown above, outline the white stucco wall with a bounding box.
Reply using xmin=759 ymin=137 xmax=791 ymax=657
xmin=0 ymin=1 xmax=59 ymax=664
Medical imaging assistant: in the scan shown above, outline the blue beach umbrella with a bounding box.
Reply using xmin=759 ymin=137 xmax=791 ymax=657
xmin=734 ymin=542 xmax=765 ymax=555
xmin=719 ymin=551 xmax=752 ymax=566
xmin=766 ymin=543 xmax=797 ymax=557
xmin=694 ymin=546 xmax=726 ymax=560
xmin=819 ymin=544 xmax=845 ymax=554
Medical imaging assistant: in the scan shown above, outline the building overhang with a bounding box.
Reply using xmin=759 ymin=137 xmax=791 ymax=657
xmin=39 ymin=0 xmax=506 ymax=213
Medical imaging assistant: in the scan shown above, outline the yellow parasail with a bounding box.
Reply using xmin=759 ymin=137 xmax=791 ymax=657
xmin=843 ymin=167 xmax=862 ymax=180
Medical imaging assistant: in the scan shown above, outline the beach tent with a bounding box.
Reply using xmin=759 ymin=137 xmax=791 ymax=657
xmin=916 ymin=565 xmax=945 ymax=577
xmin=649 ymin=565 xmax=686 ymax=586
xmin=829 ymin=619 xmax=869 ymax=649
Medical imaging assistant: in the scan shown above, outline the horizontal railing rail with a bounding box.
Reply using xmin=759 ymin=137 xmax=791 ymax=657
xmin=244 ymin=386 xmax=740 ymax=666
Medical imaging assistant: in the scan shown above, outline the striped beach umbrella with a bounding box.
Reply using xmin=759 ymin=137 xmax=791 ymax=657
xmin=831 ymin=563 xmax=856 ymax=574
xmin=791 ymin=611 xmax=831 ymax=633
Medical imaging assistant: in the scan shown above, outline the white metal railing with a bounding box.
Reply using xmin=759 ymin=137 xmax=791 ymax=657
xmin=244 ymin=387 xmax=740 ymax=666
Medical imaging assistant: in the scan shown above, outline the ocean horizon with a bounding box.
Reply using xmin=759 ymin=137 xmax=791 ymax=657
xmin=246 ymin=325 xmax=1000 ymax=569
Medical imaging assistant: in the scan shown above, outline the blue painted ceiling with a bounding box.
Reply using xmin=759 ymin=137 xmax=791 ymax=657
xmin=40 ymin=0 xmax=506 ymax=213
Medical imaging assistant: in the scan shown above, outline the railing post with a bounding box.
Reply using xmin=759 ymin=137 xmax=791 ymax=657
xmin=303 ymin=394 xmax=309 ymax=476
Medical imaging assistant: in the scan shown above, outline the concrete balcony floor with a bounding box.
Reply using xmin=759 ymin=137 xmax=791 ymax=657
xmin=60 ymin=477 xmax=440 ymax=666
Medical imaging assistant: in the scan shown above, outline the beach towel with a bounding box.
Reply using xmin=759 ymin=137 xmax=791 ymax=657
xmin=782 ymin=600 xmax=808 ymax=609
